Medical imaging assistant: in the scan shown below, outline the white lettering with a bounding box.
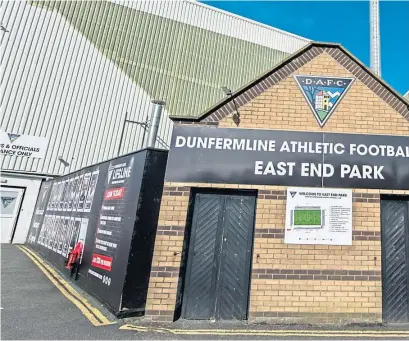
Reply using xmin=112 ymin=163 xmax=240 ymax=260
xmin=276 ymin=162 xmax=287 ymax=176
xmin=341 ymin=164 xmax=351 ymax=178
xmin=362 ymin=165 xmax=373 ymax=179
xmin=245 ymin=139 xmax=253 ymax=151
xmin=215 ymin=138 xmax=223 ymax=149
xmin=369 ymin=145 xmax=379 ymax=156
xmin=233 ymin=139 xmax=245 ymax=150
xmin=187 ymin=137 xmax=196 ymax=148
xmin=334 ymin=143 xmax=345 ymax=154
xmin=287 ymin=162 xmax=296 ymax=176
xmin=387 ymin=145 xmax=395 ymax=157
xmin=375 ymin=166 xmax=385 ymax=179
xmin=350 ymin=165 xmax=361 ymax=178
xmin=197 ymin=137 xmax=207 ymax=148
xmin=280 ymin=141 xmax=290 ymax=152
xmin=301 ymin=163 xmax=310 ymax=177
xmin=396 ymin=146 xmax=405 ymax=157
xmin=323 ymin=164 xmax=334 ymax=177
xmin=263 ymin=161 xmax=276 ymax=175
xmin=357 ymin=145 xmax=367 ymax=156
xmin=223 ymin=138 xmax=232 ymax=150
xmin=175 ymin=136 xmax=186 ymax=147
xmin=255 ymin=161 xmax=263 ymax=175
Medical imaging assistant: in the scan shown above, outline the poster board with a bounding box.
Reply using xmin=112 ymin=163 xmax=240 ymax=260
xmin=285 ymin=187 xmax=352 ymax=245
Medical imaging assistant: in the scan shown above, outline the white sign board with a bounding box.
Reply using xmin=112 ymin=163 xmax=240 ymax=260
xmin=0 ymin=132 xmax=49 ymax=159
xmin=285 ymin=187 xmax=352 ymax=245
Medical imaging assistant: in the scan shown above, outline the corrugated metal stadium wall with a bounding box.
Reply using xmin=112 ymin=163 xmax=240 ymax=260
xmin=1 ymin=0 xmax=310 ymax=176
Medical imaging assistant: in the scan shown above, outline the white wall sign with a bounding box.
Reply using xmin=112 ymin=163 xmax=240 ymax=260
xmin=0 ymin=132 xmax=48 ymax=159
xmin=285 ymin=187 xmax=352 ymax=245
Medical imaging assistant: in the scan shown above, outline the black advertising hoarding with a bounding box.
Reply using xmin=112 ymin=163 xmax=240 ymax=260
xmin=87 ymin=154 xmax=145 ymax=311
xmin=166 ymin=125 xmax=409 ymax=190
xmin=27 ymin=182 xmax=52 ymax=244
xmin=26 ymin=149 xmax=168 ymax=316
xmin=28 ymin=164 xmax=101 ymax=262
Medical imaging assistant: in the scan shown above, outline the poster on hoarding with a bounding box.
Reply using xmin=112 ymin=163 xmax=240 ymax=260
xmin=88 ymin=156 xmax=135 ymax=289
xmin=84 ymin=170 xmax=99 ymax=213
xmin=285 ymin=187 xmax=352 ymax=245
xmin=72 ymin=175 xmax=83 ymax=211
xmin=77 ymin=173 xmax=91 ymax=211
xmin=35 ymin=183 xmax=50 ymax=215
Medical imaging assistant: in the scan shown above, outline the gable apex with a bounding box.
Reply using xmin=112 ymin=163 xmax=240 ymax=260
xmin=170 ymin=42 xmax=409 ymax=124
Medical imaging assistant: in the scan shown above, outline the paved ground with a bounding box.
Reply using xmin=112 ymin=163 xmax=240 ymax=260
xmin=2 ymin=244 xmax=409 ymax=340
xmin=1 ymin=245 xmax=132 ymax=340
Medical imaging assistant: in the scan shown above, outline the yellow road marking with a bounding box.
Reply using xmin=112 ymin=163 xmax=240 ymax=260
xmin=20 ymin=246 xmax=113 ymax=325
xmin=18 ymin=245 xmax=115 ymax=327
xmin=119 ymin=324 xmax=409 ymax=338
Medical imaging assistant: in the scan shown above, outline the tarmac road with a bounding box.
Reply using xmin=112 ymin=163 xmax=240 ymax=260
xmin=1 ymin=244 xmax=409 ymax=340
xmin=1 ymin=245 xmax=132 ymax=340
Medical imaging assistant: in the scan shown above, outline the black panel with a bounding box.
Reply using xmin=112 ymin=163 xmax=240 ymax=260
xmin=166 ymin=125 xmax=409 ymax=190
xmin=183 ymin=193 xmax=224 ymax=319
xmin=217 ymin=195 xmax=255 ymax=320
xmin=381 ymin=198 xmax=409 ymax=322
xmin=121 ymin=150 xmax=168 ymax=314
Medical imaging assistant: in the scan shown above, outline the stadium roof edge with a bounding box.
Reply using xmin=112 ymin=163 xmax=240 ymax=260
xmin=169 ymin=41 xmax=409 ymax=122
xmin=187 ymin=0 xmax=311 ymax=42
xmin=112 ymin=0 xmax=310 ymax=43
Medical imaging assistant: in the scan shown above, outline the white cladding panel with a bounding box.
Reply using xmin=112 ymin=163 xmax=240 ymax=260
xmin=1 ymin=1 xmax=172 ymax=176
xmin=116 ymin=0 xmax=308 ymax=54
xmin=1 ymin=1 xmax=309 ymax=176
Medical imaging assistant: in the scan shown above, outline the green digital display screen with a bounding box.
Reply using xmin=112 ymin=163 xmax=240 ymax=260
xmin=293 ymin=209 xmax=321 ymax=226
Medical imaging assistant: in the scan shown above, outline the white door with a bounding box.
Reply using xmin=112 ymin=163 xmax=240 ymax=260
xmin=1 ymin=187 xmax=25 ymax=243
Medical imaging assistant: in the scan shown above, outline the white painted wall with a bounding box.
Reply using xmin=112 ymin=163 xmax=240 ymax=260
xmin=1 ymin=175 xmax=42 ymax=244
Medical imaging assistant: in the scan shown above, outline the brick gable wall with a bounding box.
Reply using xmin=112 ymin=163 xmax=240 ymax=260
xmin=219 ymin=52 xmax=409 ymax=134
xmin=144 ymin=50 xmax=409 ymax=323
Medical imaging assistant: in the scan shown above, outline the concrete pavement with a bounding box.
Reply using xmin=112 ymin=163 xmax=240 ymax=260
xmin=2 ymin=244 xmax=409 ymax=340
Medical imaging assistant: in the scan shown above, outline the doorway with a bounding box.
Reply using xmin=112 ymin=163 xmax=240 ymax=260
xmin=181 ymin=190 xmax=256 ymax=320
xmin=1 ymin=186 xmax=25 ymax=243
xmin=381 ymin=196 xmax=409 ymax=322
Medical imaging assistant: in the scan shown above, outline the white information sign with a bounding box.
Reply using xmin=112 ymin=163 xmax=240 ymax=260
xmin=285 ymin=187 xmax=352 ymax=245
xmin=0 ymin=132 xmax=49 ymax=159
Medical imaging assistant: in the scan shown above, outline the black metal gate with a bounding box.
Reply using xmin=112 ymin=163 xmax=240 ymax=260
xmin=182 ymin=191 xmax=256 ymax=320
xmin=381 ymin=198 xmax=409 ymax=322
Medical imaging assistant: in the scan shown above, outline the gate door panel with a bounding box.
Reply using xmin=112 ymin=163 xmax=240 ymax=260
xmin=381 ymin=199 xmax=409 ymax=322
xmin=182 ymin=194 xmax=224 ymax=319
xmin=217 ymin=195 xmax=256 ymax=320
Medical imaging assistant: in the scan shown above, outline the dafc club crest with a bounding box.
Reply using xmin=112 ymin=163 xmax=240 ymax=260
xmin=294 ymin=75 xmax=354 ymax=127
xmin=7 ymin=133 xmax=20 ymax=143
